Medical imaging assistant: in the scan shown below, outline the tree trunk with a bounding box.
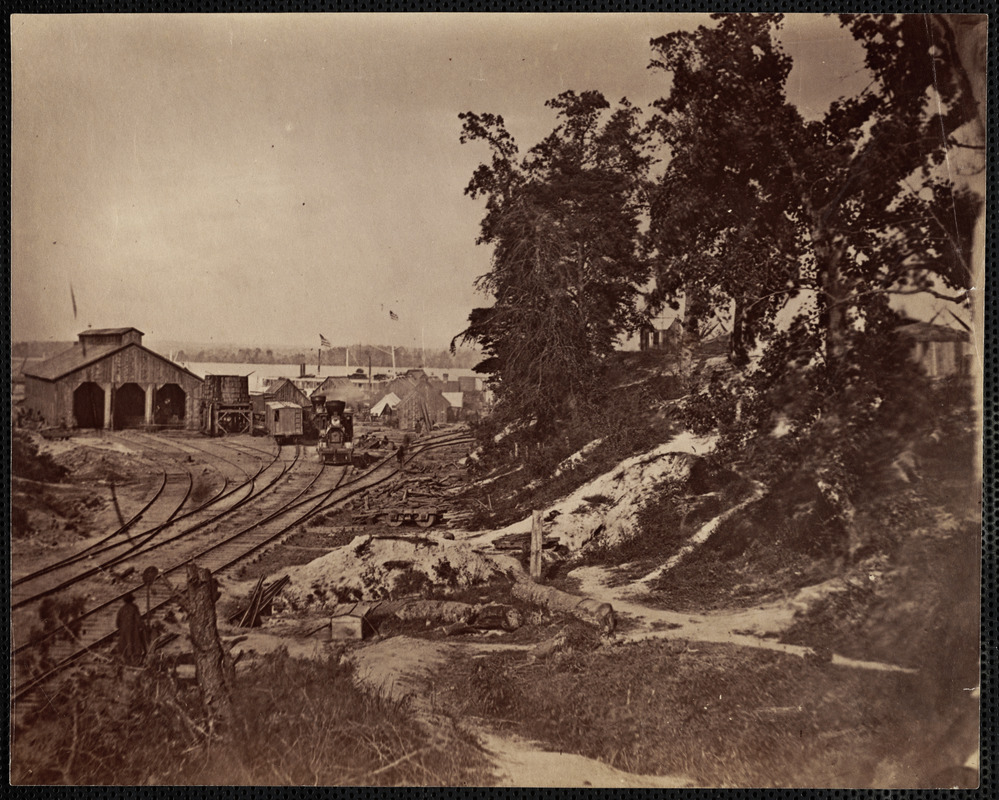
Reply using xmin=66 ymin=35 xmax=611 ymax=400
xmin=511 ymin=579 xmax=615 ymax=633
xmin=813 ymin=231 xmax=848 ymax=368
xmin=729 ymin=296 xmax=750 ymax=367
xmin=185 ymin=563 xmax=234 ymax=727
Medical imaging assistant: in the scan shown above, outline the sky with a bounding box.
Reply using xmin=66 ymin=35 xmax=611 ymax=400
xmin=11 ymin=13 xmax=871 ymax=351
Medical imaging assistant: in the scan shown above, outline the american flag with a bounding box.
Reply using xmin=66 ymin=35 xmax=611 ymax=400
xmin=320 ymin=334 xmax=332 ymax=348
xmin=389 ymin=310 xmax=399 ymax=321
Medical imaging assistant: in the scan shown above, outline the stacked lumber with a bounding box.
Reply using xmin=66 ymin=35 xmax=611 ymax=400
xmin=229 ymin=575 xmax=290 ymax=628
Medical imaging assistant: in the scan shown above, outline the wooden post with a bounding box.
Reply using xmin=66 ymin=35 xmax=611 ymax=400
xmin=530 ymin=510 xmax=543 ymax=581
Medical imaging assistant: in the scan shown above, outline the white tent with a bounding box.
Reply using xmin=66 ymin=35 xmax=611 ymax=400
xmin=370 ymin=392 xmax=401 ymax=417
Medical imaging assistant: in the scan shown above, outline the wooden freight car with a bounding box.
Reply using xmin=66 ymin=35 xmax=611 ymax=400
xmin=265 ymin=400 xmax=303 ymax=444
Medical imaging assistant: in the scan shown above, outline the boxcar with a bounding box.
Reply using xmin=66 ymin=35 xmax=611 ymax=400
xmin=265 ymin=400 xmax=303 ymax=444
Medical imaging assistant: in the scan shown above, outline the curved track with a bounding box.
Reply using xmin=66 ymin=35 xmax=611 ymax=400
xmin=11 ymin=430 xmax=475 ymax=707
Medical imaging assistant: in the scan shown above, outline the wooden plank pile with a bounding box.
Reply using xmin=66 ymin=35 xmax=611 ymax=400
xmin=349 ymin=473 xmax=463 ymax=527
xmin=228 ymin=574 xmax=291 ymax=627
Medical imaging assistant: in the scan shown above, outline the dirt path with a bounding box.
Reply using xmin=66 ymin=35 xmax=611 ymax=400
xmin=569 ymin=565 xmax=916 ymax=673
xmin=347 ymin=635 xmax=694 ymax=787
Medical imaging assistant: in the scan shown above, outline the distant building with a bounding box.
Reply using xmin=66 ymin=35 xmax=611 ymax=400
xmin=639 ymin=318 xmax=684 ymax=351
xmin=395 ymin=376 xmax=451 ymax=431
xmin=23 ymin=327 xmax=203 ymax=430
xmin=897 ymin=321 xmax=971 ymax=378
xmin=268 ymin=378 xmax=311 ymax=408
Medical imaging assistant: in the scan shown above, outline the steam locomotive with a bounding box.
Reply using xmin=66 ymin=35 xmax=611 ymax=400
xmin=311 ymin=395 xmax=354 ymax=465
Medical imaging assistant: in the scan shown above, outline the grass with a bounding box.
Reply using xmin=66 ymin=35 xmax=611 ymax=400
xmin=431 ymin=634 xmax=969 ymax=787
xmin=12 ymin=648 xmax=491 ymax=786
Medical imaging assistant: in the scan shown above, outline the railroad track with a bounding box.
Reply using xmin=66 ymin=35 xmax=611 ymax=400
xmin=10 ymin=434 xmax=285 ymax=604
xmin=10 ymin=444 xmax=299 ymax=615
xmin=11 ymin=430 xmax=476 ymax=708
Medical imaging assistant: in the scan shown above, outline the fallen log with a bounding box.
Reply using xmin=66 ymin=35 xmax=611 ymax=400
xmin=394 ymin=600 xmax=476 ymax=625
xmin=472 ymin=603 xmax=522 ymax=632
xmin=329 ymin=598 xmax=522 ymax=633
xmin=511 ymin=580 xmax=615 ymax=633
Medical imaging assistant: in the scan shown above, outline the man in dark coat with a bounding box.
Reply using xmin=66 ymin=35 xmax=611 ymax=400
xmin=116 ymin=593 xmax=147 ymax=666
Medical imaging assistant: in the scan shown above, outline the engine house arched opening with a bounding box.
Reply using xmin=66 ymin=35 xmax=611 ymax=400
xmin=154 ymin=383 xmax=186 ymax=425
xmin=113 ymin=383 xmax=146 ymax=429
xmin=73 ymin=382 xmax=105 ymax=429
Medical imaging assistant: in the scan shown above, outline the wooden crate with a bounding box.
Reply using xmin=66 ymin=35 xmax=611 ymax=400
xmin=330 ymin=615 xmax=365 ymax=640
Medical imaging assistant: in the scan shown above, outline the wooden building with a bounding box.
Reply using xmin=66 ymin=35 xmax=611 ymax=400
xmin=897 ymin=322 xmax=971 ymax=379
xmin=395 ymin=377 xmax=451 ymax=431
xmin=23 ymin=328 xmax=203 ymax=430
xmin=202 ymin=374 xmax=252 ymax=435
xmin=268 ymin=378 xmax=311 ymax=407
xmin=639 ymin=317 xmax=684 ymax=352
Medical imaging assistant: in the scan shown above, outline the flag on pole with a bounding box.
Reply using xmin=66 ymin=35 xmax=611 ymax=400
xmin=70 ymin=284 xmax=77 ymax=319
xmin=389 ymin=310 xmax=399 ymax=321
xmin=320 ymin=334 xmax=332 ymax=348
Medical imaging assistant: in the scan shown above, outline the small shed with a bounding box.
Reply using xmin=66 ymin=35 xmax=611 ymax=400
xmin=269 ymin=378 xmax=311 ymax=408
xmin=442 ymin=391 xmax=464 ymax=422
xmin=639 ymin=317 xmax=684 ymax=352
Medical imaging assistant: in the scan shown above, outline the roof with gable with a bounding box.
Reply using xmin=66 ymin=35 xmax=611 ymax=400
xmin=78 ymin=327 xmax=144 ymax=338
xmin=896 ymin=321 xmax=969 ymax=343
xmin=23 ymin=341 xmax=202 ymax=383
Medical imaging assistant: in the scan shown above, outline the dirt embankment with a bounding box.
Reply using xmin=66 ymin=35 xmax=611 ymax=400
xmin=253 ymin=418 xmax=978 ymax=787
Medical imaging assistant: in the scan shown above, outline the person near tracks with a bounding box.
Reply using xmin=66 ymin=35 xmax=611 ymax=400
xmin=396 ymin=442 xmax=407 ymax=470
xmin=116 ymin=593 xmax=148 ymax=666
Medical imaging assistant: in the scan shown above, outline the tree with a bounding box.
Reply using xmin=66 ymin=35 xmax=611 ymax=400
xmin=647 ymin=13 xmax=981 ymax=425
xmin=454 ymin=91 xmax=652 ymax=433
xmin=646 ymin=14 xmax=982 ymax=555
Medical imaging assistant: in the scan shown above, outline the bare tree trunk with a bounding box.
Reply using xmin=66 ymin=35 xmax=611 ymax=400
xmin=185 ymin=563 xmax=234 ymax=727
xmin=729 ymin=296 xmax=750 ymax=367
xmin=511 ymin=579 xmax=615 ymax=633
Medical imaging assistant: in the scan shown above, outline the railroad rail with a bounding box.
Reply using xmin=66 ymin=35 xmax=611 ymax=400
xmin=11 ymin=430 xmax=475 ymax=707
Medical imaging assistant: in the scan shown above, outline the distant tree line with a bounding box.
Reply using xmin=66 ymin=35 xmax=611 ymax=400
xmin=12 ymin=341 xmax=74 ymax=359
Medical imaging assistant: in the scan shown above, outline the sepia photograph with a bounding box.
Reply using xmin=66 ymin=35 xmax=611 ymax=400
xmin=10 ymin=12 xmax=985 ymax=787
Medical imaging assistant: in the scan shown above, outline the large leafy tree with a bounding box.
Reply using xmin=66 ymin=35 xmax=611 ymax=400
xmin=646 ymin=14 xmax=982 ymax=552
xmin=647 ymin=13 xmax=981 ymax=430
xmin=454 ymin=91 xmax=652 ymax=432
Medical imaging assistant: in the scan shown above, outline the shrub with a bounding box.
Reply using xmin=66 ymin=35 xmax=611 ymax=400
xmin=14 ymin=650 xmax=489 ymax=786
xmin=12 ymin=431 xmax=67 ymax=483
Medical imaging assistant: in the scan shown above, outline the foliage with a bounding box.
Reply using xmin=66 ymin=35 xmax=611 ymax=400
xmin=648 ymin=13 xmax=980 ymax=367
xmin=13 ymin=650 xmax=489 ymax=786
xmin=454 ymin=91 xmax=653 ymax=434
xmin=12 ymin=430 xmax=68 ymax=482
xmin=644 ymin=14 xmax=982 ymax=541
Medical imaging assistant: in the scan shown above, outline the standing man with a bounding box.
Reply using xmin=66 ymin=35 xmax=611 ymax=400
xmin=396 ymin=443 xmax=407 ymax=470
xmin=116 ymin=593 xmax=147 ymax=666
